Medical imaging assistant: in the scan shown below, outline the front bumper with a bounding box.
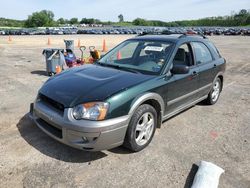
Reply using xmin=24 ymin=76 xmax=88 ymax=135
xmin=29 ymin=102 xmax=130 ymax=151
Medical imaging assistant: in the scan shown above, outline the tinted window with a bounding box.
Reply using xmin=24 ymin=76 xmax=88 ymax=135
xmin=192 ymin=42 xmax=213 ymax=64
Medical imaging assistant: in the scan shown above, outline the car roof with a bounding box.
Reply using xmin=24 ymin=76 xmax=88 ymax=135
xmin=130 ymin=34 xmax=208 ymax=43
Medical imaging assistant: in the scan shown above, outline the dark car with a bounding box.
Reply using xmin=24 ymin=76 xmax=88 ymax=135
xmin=30 ymin=33 xmax=226 ymax=152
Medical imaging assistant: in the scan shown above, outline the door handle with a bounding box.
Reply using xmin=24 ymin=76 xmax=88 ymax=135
xmin=192 ymin=71 xmax=198 ymax=76
xmin=189 ymin=71 xmax=198 ymax=80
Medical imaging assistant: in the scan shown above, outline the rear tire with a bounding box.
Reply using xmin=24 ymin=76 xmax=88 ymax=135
xmin=123 ymin=104 xmax=157 ymax=152
xmin=206 ymin=77 xmax=222 ymax=105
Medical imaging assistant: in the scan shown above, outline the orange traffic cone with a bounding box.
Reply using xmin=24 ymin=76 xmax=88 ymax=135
xmin=117 ymin=51 xmax=122 ymax=60
xmin=102 ymin=39 xmax=107 ymax=52
xmin=47 ymin=38 xmax=51 ymax=46
xmin=8 ymin=36 xmax=12 ymax=42
xmin=77 ymin=39 xmax=81 ymax=48
xmin=56 ymin=65 xmax=62 ymax=74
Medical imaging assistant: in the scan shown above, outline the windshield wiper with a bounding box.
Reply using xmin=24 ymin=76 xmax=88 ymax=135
xmin=118 ymin=66 xmax=141 ymax=74
xmin=95 ymin=62 xmax=119 ymax=69
xmin=96 ymin=62 xmax=140 ymax=74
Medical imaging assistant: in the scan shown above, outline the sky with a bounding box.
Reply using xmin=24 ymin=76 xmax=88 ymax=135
xmin=0 ymin=0 xmax=249 ymax=22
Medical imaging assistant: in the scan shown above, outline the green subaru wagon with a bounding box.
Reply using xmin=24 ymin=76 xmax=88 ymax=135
xmin=30 ymin=33 xmax=226 ymax=152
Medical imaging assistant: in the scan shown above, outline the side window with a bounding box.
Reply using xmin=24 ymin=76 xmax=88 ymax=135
xmin=192 ymin=42 xmax=213 ymax=64
xmin=173 ymin=43 xmax=193 ymax=66
xmin=207 ymin=41 xmax=221 ymax=58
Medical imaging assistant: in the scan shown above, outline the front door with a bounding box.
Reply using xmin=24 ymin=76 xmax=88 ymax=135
xmin=164 ymin=43 xmax=199 ymax=115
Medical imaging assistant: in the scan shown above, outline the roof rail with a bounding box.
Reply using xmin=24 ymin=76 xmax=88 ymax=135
xmin=138 ymin=30 xmax=183 ymax=36
xmin=178 ymin=33 xmax=207 ymax=39
xmin=138 ymin=31 xmax=208 ymax=39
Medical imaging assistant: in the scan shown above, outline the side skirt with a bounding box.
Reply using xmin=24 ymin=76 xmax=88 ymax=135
xmin=162 ymin=95 xmax=208 ymax=121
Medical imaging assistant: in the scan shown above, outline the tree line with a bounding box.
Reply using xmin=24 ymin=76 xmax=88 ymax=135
xmin=0 ymin=9 xmax=249 ymax=28
xmin=132 ymin=9 xmax=250 ymax=27
xmin=0 ymin=18 xmax=24 ymax=27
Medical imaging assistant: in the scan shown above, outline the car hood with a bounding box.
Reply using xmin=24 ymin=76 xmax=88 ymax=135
xmin=39 ymin=64 xmax=154 ymax=107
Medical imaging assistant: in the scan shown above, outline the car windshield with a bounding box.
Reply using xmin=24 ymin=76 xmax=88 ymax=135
xmin=98 ymin=40 xmax=173 ymax=75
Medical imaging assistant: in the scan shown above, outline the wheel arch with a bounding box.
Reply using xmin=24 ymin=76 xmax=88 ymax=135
xmin=128 ymin=93 xmax=165 ymax=128
xmin=217 ymin=75 xmax=223 ymax=90
xmin=214 ymin=72 xmax=224 ymax=91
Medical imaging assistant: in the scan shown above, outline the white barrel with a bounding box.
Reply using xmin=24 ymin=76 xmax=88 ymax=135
xmin=191 ymin=161 xmax=224 ymax=188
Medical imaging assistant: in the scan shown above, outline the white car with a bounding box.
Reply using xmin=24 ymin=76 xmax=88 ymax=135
xmin=0 ymin=30 xmax=5 ymax=35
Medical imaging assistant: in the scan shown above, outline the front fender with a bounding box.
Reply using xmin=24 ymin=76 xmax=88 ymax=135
xmin=128 ymin=92 xmax=165 ymax=123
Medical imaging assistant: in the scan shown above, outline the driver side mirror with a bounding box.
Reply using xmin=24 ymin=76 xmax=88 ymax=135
xmin=171 ymin=64 xmax=190 ymax=74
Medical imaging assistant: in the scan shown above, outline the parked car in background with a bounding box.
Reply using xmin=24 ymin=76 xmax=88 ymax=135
xmin=2 ymin=26 xmax=250 ymax=36
xmin=0 ymin=30 xmax=5 ymax=35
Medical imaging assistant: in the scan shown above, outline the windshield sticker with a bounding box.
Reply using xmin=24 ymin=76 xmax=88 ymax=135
xmin=144 ymin=46 xmax=163 ymax=52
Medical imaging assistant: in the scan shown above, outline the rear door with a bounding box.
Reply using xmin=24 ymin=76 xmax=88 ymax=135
xmin=191 ymin=42 xmax=218 ymax=98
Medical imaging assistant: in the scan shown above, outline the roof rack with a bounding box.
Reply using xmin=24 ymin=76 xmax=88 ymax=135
xmin=138 ymin=30 xmax=180 ymax=36
xmin=178 ymin=33 xmax=207 ymax=39
xmin=138 ymin=31 xmax=207 ymax=39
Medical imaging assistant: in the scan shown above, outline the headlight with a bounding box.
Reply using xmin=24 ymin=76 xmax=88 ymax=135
xmin=72 ymin=102 xmax=109 ymax=120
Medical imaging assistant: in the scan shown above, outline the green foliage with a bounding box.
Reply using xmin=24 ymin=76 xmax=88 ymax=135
xmin=69 ymin=18 xmax=78 ymax=24
xmin=132 ymin=18 xmax=181 ymax=27
xmin=132 ymin=18 xmax=149 ymax=26
xmin=25 ymin=10 xmax=55 ymax=27
xmin=80 ymin=18 xmax=102 ymax=24
xmin=57 ymin=18 xmax=66 ymax=25
xmin=113 ymin=22 xmax=133 ymax=26
xmin=118 ymin=14 xmax=124 ymax=22
xmin=0 ymin=18 xmax=24 ymax=27
xmin=132 ymin=9 xmax=250 ymax=27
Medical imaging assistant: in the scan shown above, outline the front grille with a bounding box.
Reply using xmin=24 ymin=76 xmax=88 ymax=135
xmin=39 ymin=94 xmax=64 ymax=113
xmin=37 ymin=118 xmax=62 ymax=139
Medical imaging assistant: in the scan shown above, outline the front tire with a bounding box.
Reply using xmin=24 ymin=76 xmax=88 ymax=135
xmin=206 ymin=77 xmax=222 ymax=105
xmin=123 ymin=104 xmax=157 ymax=152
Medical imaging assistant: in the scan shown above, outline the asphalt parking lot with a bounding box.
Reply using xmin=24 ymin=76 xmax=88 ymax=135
xmin=0 ymin=35 xmax=249 ymax=188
